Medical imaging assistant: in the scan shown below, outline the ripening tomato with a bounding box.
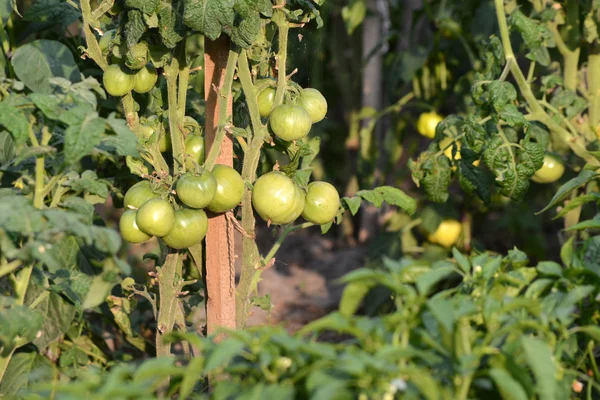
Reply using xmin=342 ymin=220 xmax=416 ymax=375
xmin=123 ymin=181 xmax=159 ymax=210
xmin=298 ymin=88 xmax=328 ymax=123
xmin=417 ymin=111 xmax=443 ymax=139
xmin=257 ymin=87 xmax=276 ymax=117
xmin=103 ymin=64 xmax=135 ymax=97
xmin=99 ymin=30 xmax=116 ymax=53
xmin=207 ymin=165 xmax=245 ymax=213
xmin=184 ymin=134 xmax=205 ymax=168
xmin=532 ymin=154 xmax=565 ymax=183
xmin=176 ymin=171 xmax=217 ymax=209
xmin=302 ymin=181 xmax=340 ymax=225
xmin=162 ymin=209 xmax=208 ymax=249
xmin=252 ymin=172 xmax=306 ymax=225
xmin=133 ymin=64 xmax=158 ymax=94
xmin=120 ymin=209 xmax=152 ymax=244
xmin=428 ymin=219 xmax=462 ymax=248
xmin=135 ymin=198 xmax=175 ymax=237
xmin=269 ymin=105 xmax=312 ymax=141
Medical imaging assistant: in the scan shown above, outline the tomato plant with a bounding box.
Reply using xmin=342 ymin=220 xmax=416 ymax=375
xmin=297 ymin=88 xmax=328 ymax=123
xmin=269 ymin=104 xmax=313 ymax=141
xmin=135 ymin=198 xmax=175 ymax=237
xmin=102 ymin=64 xmax=135 ymax=97
xmin=184 ymin=134 xmax=205 ymax=168
xmin=119 ymin=209 xmax=152 ymax=244
xmin=132 ymin=64 xmax=158 ymax=94
xmin=302 ymin=181 xmax=340 ymax=225
xmin=123 ymin=180 xmax=159 ymax=209
xmin=532 ymin=154 xmax=565 ymax=184
xmin=252 ymin=171 xmax=305 ymax=225
xmin=206 ymin=164 xmax=245 ymax=214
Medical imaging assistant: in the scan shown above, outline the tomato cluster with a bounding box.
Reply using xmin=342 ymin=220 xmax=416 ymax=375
xmin=257 ymin=83 xmax=327 ymax=142
xmin=120 ymin=164 xmax=244 ymax=249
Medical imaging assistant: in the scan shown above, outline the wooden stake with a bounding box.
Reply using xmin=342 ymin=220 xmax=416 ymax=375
xmin=204 ymin=37 xmax=236 ymax=338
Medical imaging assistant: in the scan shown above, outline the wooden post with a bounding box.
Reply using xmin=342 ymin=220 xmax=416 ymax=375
xmin=204 ymin=37 xmax=236 ymax=336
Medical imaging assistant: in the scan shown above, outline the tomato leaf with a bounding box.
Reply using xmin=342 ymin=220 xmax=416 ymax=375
xmin=183 ymin=0 xmax=235 ymax=41
xmin=125 ymin=0 xmax=159 ymax=14
xmin=157 ymin=0 xmax=185 ymax=49
xmin=0 ymin=103 xmax=29 ymax=145
xmin=63 ymin=114 xmax=106 ymax=165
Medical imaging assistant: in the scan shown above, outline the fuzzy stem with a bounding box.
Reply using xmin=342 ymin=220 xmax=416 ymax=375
xmin=155 ymin=252 xmax=180 ymax=357
xmin=80 ymin=0 xmax=108 ymax=70
xmin=236 ymin=50 xmax=269 ymax=327
xmin=262 ymin=222 xmax=313 ymax=267
xmin=166 ymin=57 xmax=185 ymax=175
xmin=273 ymin=11 xmax=289 ymax=108
xmin=588 ymin=52 xmax=600 ymax=131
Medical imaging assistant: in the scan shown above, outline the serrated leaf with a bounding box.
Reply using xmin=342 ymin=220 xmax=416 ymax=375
xmin=23 ymin=0 xmax=80 ymax=29
xmin=374 ymin=186 xmax=417 ymax=215
xmin=103 ymin=114 xmax=140 ymax=157
xmin=157 ymin=0 xmax=185 ymax=48
xmin=64 ymin=114 xmax=106 ymax=164
xmin=125 ymin=0 xmax=159 ymax=14
xmin=125 ymin=9 xmax=147 ymax=48
xmin=183 ymin=0 xmax=234 ymax=41
xmin=356 ymin=189 xmax=383 ymax=207
xmin=510 ymin=10 xmax=552 ymax=66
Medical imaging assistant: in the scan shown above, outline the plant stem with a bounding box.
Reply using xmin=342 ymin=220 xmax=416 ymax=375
xmin=273 ymin=11 xmax=289 ymax=107
xmin=236 ymin=50 xmax=268 ymax=328
xmin=80 ymin=0 xmax=108 ymax=70
xmin=166 ymin=57 xmax=185 ymax=174
xmin=588 ymin=52 xmax=600 ymax=131
xmin=204 ymin=50 xmax=239 ymax=170
xmin=262 ymin=222 xmax=314 ymax=267
xmin=156 ymin=252 xmax=180 ymax=357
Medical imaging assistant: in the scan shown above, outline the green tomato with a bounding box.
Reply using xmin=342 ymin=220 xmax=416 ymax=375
xmin=532 ymin=154 xmax=565 ymax=183
xmin=162 ymin=209 xmax=208 ymax=249
xmin=135 ymin=198 xmax=175 ymax=237
xmin=257 ymin=87 xmax=276 ymax=117
xmin=269 ymin=104 xmax=312 ymax=141
xmin=298 ymin=88 xmax=327 ymax=123
xmin=184 ymin=134 xmax=205 ymax=168
xmin=120 ymin=209 xmax=152 ymax=244
xmin=207 ymin=165 xmax=245 ymax=213
xmin=99 ymin=30 xmax=116 ymax=53
xmin=416 ymin=111 xmax=443 ymax=139
xmin=124 ymin=181 xmax=159 ymax=210
xmin=252 ymin=171 xmax=306 ymax=225
xmin=159 ymin=132 xmax=171 ymax=152
xmin=133 ymin=64 xmax=158 ymax=94
xmin=176 ymin=171 xmax=217 ymax=209
xmin=103 ymin=64 xmax=135 ymax=97
xmin=301 ymin=181 xmax=340 ymax=225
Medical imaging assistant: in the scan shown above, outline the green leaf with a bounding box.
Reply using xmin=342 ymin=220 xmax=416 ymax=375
xmin=555 ymin=193 xmax=600 ymax=219
xmin=0 ymin=103 xmax=29 ymax=145
xmin=103 ymin=114 xmax=140 ymax=157
xmin=489 ymin=368 xmax=529 ymax=400
xmin=573 ymin=326 xmax=600 ymax=342
xmin=409 ymin=150 xmax=452 ymax=203
xmin=11 ymin=40 xmax=79 ymax=93
xmin=427 ymin=297 xmax=454 ymax=333
xmin=183 ymin=0 xmax=234 ymax=41
xmin=510 ymin=10 xmax=551 ymax=66
xmin=204 ymin=338 xmax=245 ymax=371
xmin=342 ymin=196 xmax=362 ymax=215
xmin=538 ymin=170 xmax=599 ymax=214
xmin=0 ymin=130 xmax=15 ymax=164
xmin=339 ymin=281 xmax=373 ymax=316
xmin=536 ymin=261 xmax=563 ymax=277
xmin=25 ymin=281 xmax=77 ymax=351
xmin=0 ymin=305 xmax=43 ymax=349
xmin=375 ymin=186 xmax=417 ymax=215
xmin=157 ymin=0 xmax=185 ymax=48
xmin=64 ymin=114 xmax=106 ymax=164
xmin=452 ymin=248 xmax=470 ymax=273
xmin=125 ymin=9 xmax=147 ymax=48
xmin=125 ymin=0 xmax=159 ymax=14
xmin=341 ymin=0 xmax=366 ymax=35
xmin=566 ymin=216 xmax=600 ymax=231
xmin=23 ymin=0 xmax=80 ymax=29
xmin=416 ymin=266 xmax=454 ymax=295
xmin=0 ymin=352 xmax=52 ymax=397
xmin=521 ymin=337 xmax=557 ymax=399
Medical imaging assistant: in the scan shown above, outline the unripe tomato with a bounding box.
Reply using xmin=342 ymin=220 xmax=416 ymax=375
xmin=207 ymin=165 xmax=245 ymax=213
xmin=176 ymin=171 xmax=217 ymax=209
xmin=417 ymin=111 xmax=443 ymax=139
xmin=184 ymin=134 xmax=205 ymax=168
xmin=298 ymin=88 xmax=328 ymax=123
xmin=103 ymin=64 xmax=135 ymax=97
xmin=302 ymin=181 xmax=340 ymax=225
xmin=428 ymin=219 xmax=461 ymax=248
xmin=133 ymin=64 xmax=158 ymax=94
xmin=159 ymin=132 xmax=171 ymax=152
xmin=124 ymin=181 xmax=159 ymax=210
xmin=162 ymin=209 xmax=208 ymax=249
xmin=119 ymin=209 xmax=152 ymax=244
xmin=252 ymin=171 xmax=305 ymax=225
xmin=269 ymin=104 xmax=312 ymax=141
xmin=257 ymin=87 xmax=276 ymax=117
xmin=135 ymin=198 xmax=175 ymax=237
xmin=532 ymin=154 xmax=565 ymax=183
xmin=125 ymin=41 xmax=149 ymax=70
xmin=99 ymin=29 xmax=116 ymax=53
